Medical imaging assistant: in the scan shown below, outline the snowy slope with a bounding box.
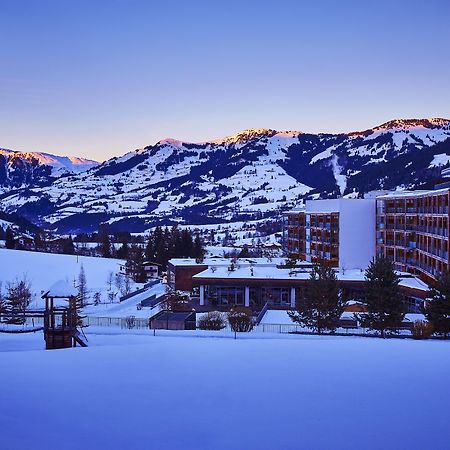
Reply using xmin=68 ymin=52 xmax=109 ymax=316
xmin=0 ymin=249 xmax=125 ymax=306
xmin=1 ymin=118 xmax=450 ymax=233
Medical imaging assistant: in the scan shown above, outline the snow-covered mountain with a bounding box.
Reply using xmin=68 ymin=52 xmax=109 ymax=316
xmin=0 ymin=148 xmax=98 ymax=192
xmin=1 ymin=118 xmax=450 ymax=233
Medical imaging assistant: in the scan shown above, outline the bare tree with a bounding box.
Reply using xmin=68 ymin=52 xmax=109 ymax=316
xmin=106 ymin=271 xmax=114 ymax=292
xmin=114 ymin=272 xmax=124 ymax=294
xmin=77 ymin=265 xmax=88 ymax=307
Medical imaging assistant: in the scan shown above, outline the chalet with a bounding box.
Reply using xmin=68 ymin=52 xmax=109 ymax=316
xmin=46 ymin=236 xmax=72 ymax=253
xmin=120 ymin=261 xmax=161 ymax=282
xmin=143 ymin=261 xmax=161 ymax=280
xmin=13 ymin=233 xmax=34 ymax=250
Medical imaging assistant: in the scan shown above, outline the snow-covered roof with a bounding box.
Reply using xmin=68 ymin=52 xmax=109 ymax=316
xmin=398 ymin=276 xmax=429 ymax=292
xmin=169 ymin=257 xmax=292 ymax=267
xmin=193 ymin=266 xmax=430 ymax=292
xmin=44 ymin=280 xmax=78 ymax=298
xmin=376 ymin=188 xmax=450 ymax=199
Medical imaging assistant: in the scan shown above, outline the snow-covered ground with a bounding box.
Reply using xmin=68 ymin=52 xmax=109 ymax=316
xmin=0 ymin=248 xmax=130 ymax=307
xmin=1 ymin=330 xmax=449 ymax=450
xmin=260 ymin=309 xmax=426 ymax=327
xmin=83 ymin=281 xmax=166 ymax=318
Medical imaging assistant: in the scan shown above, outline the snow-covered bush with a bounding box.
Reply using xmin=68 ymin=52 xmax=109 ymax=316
xmin=125 ymin=316 xmax=136 ymax=329
xmin=197 ymin=311 xmax=226 ymax=330
xmin=228 ymin=307 xmax=253 ymax=332
xmin=411 ymin=320 xmax=433 ymax=340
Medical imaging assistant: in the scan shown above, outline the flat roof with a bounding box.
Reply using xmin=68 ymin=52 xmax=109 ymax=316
xmin=376 ymin=188 xmax=450 ymax=199
xmin=168 ymin=257 xmax=303 ymax=267
xmin=153 ymin=311 xmax=195 ymax=321
xmin=193 ymin=266 xmax=429 ymax=292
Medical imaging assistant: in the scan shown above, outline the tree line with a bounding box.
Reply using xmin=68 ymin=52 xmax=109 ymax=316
xmin=2 ymin=225 xmax=205 ymax=268
xmin=122 ymin=226 xmax=205 ymax=282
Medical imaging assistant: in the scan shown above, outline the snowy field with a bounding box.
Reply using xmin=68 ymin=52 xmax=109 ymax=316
xmin=0 ymin=248 xmax=131 ymax=306
xmin=1 ymin=330 xmax=449 ymax=450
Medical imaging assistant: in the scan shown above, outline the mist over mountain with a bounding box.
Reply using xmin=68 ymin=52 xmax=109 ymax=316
xmin=1 ymin=118 xmax=449 ymax=234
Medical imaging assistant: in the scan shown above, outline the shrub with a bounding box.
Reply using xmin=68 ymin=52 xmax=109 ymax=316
xmin=228 ymin=307 xmax=253 ymax=332
xmin=125 ymin=316 xmax=136 ymax=329
xmin=197 ymin=311 xmax=226 ymax=330
xmin=411 ymin=320 xmax=434 ymax=340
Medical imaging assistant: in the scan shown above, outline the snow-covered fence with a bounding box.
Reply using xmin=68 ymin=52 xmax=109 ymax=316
xmin=79 ymin=316 xmax=415 ymax=338
xmin=83 ymin=316 xmax=150 ymax=330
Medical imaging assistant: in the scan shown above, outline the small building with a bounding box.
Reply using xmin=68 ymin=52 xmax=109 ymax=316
xmin=167 ymin=257 xmax=293 ymax=291
xmin=150 ymin=310 xmax=196 ymax=330
xmin=46 ymin=236 xmax=72 ymax=253
xmin=143 ymin=261 xmax=161 ymax=280
xmin=120 ymin=261 xmax=161 ymax=282
xmin=14 ymin=233 xmax=34 ymax=250
xmin=192 ymin=265 xmax=430 ymax=313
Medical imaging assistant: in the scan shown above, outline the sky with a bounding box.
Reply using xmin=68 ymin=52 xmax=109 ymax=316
xmin=1 ymin=0 xmax=449 ymax=162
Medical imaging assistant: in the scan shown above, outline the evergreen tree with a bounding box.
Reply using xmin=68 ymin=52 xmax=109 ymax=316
xmin=288 ymin=260 xmax=344 ymax=334
xmin=170 ymin=226 xmax=182 ymax=258
xmin=238 ymin=245 xmax=250 ymax=258
xmin=424 ymin=271 xmax=450 ymax=338
xmin=284 ymin=253 xmax=298 ymax=269
xmin=126 ymin=244 xmax=146 ymax=283
xmin=62 ymin=236 xmax=75 ymax=255
xmin=98 ymin=225 xmax=112 ymax=258
xmin=154 ymin=227 xmax=168 ymax=267
xmin=5 ymin=227 xmax=15 ymax=249
xmin=181 ymin=229 xmax=193 ymax=257
xmin=358 ymin=257 xmax=405 ymax=338
xmin=193 ymin=233 xmax=205 ymax=262
xmin=144 ymin=231 xmax=155 ymax=262
xmin=4 ymin=278 xmax=32 ymax=325
xmin=116 ymin=241 xmax=130 ymax=260
xmin=77 ymin=265 xmax=88 ymax=307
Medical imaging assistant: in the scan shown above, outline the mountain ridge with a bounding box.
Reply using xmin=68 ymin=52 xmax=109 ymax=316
xmin=1 ymin=117 xmax=450 ymax=234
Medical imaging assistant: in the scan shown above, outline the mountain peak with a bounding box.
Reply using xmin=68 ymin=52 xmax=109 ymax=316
xmin=373 ymin=118 xmax=450 ymax=131
xmin=216 ymin=128 xmax=278 ymax=145
xmin=157 ymin=138 xmax=185 ymax=147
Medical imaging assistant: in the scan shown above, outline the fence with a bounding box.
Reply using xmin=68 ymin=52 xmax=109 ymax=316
xmin=83 ymin=316 xmax=150 ymax=329
xmin=79 ymin=315 xmax=416 ymax=338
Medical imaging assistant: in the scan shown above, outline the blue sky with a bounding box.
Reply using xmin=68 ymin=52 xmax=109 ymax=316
xmin=1 ymin=0 xmax=449 ymax=161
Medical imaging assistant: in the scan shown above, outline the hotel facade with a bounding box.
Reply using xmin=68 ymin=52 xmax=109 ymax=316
xmin=287 ymin=188 xmax=450 ymax=283
xmin=287 ymin=198 xmax=376 ymax=271
xmin=376 ymin=189 xmax=450 ymax=283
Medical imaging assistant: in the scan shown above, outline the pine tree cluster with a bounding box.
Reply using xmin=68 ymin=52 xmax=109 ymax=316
xmin=144 ymin=226 xmax=205 ymax=269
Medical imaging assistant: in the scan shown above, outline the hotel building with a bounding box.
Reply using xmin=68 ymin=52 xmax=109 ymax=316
xmin=287 ymin=198 xmax=376 ymax=270
xmin=287 ymin=188 xmax=450 ymax=283
xmin=376 ymin=188 xmax=450 ymax=282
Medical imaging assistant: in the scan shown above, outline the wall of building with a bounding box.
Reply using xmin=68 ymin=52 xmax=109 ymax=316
xmin=338 ymin=199 xmax=376 ymax=270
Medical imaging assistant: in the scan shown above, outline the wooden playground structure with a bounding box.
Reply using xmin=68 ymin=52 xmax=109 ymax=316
xmin=0 ymin=280 xmax=88 ymax=350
